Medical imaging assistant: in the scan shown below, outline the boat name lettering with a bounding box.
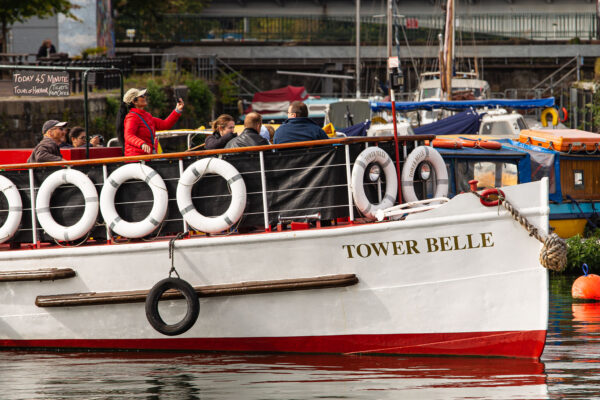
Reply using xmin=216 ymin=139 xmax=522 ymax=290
xmin=342 ymin=232 xmax=494 ymax=258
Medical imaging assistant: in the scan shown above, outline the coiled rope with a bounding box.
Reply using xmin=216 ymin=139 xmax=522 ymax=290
xmin=474 ymin=190 xmax=567 ymax=272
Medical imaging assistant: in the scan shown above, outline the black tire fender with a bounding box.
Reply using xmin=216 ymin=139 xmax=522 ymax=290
xmin=145 ymin=277 xmax=200 ymax=336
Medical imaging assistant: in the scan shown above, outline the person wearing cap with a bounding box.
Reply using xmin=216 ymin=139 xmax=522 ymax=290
xmin=27 ymin=120 xmax=67 ymax=163
xmin=116 ymin=88 xmax=184 ymax=156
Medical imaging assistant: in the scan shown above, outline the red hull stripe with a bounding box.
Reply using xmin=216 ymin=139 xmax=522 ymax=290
xmin=0 ymin=330 xmax=546 ymax=358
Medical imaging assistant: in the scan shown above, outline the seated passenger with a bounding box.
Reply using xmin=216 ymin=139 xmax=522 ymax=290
xmin=62 ymin=126 xmax=103 ymax=148
xmin=225 ymin=112 xmax=269 ymax=149
xmin=28 ymin=120 xmax=67 ymax=163
xmin=205 ymin=114 xmax=236 ymax=150
xmin=273 ymin=101 xmax=328 ymax=144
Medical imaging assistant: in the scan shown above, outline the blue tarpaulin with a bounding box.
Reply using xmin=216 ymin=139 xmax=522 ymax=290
xmin=496 ymin=139 xmax=562 ymax=203
xmin=338 ymin=120 xmax=371 ymax=137
xmin=370 ymin=98 xmax=555 ymax=112
xmin=413 ymin=110 xmax=482 ymax=136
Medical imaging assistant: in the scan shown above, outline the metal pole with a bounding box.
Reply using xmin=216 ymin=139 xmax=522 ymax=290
xmin=344 ymin=145 xmax=355 ymax=222
xmin=387 ymin=0 xmax=392 ymax=60
xmin=597 ymin=0 xmax=600 ymax=40
xmin=178 ymin=159 xmax=189 ymax=233
xmin=390 ymin=87 xmax=402 ymax=204
xmin=355 ymin=0 xmax=361 ymax=99
xmin=83 ymin=71 xmax=90 ymax=159
xmin=259 ymin=151 xmax=270 ymax=231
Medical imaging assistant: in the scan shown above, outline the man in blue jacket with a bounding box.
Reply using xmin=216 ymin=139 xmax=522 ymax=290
xmin=273 ymin=101 xmax=329 ymax=144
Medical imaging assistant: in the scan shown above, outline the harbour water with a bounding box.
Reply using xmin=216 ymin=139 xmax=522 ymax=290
xmin=0 ymin=275 xmax=597 ymax=399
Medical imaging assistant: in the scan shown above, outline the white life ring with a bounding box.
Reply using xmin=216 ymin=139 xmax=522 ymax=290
xmin=401 ymin=145 xmax=448 ymax=203
xmin=100 ymin=163 xmax=168 ymax=238
xmin=36 ymin=169 xmax=98 ymax=241
xmin=177 ymin=158 xmax=246 ymax=233
xmin=351 ymin=147 xmax=397 ymax=219
xmin=0 ymin=175 xmax=22 ymax=243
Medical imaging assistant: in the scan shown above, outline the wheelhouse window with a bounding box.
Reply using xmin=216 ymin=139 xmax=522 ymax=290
xmin=455 ymin=160 xmax=519 ymax=193
xmin=574 ymin=170 xmax=584 ymax=190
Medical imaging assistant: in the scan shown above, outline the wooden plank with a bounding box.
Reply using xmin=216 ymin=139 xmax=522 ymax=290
xmin=560 ymin=158 xmax=600 ymax=200
xmin=0 ymin=268 xmax=76 ymax=282
xmin=35 ymin=274 xmax=359 ymax=307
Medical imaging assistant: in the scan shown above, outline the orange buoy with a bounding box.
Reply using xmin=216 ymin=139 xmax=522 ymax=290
xmin=572 ymin=264 xmax=600 ymax=300
xmin=459 ymin=139 xmax=502 ymax=150
xmin=431 ymin=139 xmax=463 ymax=149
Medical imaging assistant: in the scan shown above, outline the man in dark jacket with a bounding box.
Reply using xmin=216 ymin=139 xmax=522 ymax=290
xmin=28 ymin=120 xmax=67 ymax=163
xmin=225 ymin=112 xmax=269 ymax=149
xmin=273 ymin=101 xmax=329 ymax=144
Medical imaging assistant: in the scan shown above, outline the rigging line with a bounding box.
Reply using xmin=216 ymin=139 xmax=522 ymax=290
xmin=400 ymin=23 xmax=421 ymax=90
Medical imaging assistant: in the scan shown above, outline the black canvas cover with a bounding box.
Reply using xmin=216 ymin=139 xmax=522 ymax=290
xmin=1 ymin=140 xmax=421 ymax=244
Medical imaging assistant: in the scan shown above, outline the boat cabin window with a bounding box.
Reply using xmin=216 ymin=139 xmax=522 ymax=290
xmin=480 ymin=121 xmax=513 ymax=136
xmin=453 ymin=87 xmax=484 ymax=98
xmin=516 ymin=116 xmax=528 ymax=131
xmin=455 ymin=160 xmax=519 ymax=192
xmin=421 ymin=88 xmax=440 ymax=99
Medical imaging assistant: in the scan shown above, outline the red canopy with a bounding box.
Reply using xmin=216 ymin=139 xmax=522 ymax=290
xmin=250 ymin=86 xmax=309 ymax=114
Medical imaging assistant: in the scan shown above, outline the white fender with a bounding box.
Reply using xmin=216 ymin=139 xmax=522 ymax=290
xmin=0 ymin=175 xmax=22 ymax=243
xmin=36 ymin=169 xmax=98 ymax=241
xmin=100 ymin=163 xmax=168 ymax=238
xmin=351 ymin=147 xmax=397 ymax=219
xmin=401 ymin=145 xmax=449 ymax=203
xmin=177 ymin=158 xmax=246 ymax=233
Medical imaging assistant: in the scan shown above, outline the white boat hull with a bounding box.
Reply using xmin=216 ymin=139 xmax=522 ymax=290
xmin=0 ymin=180 xmax=549 ymax=358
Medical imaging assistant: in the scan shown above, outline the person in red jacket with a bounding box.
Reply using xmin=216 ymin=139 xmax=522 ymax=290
xmin=116 ymin=88 xmax=184 ymax=156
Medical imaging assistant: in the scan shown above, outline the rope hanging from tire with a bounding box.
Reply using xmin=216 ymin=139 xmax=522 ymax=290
xmin=145 ymin=233 xmax=200 ymax=336
xmin=474 ymin=189 xmax=567 ymax=272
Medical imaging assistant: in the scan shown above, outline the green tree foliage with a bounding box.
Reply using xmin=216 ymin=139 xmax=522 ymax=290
xmin=145 ymin=79 xmax=168 ymax=116
xmin=566 ymin=232 xmax=600 ymax=274
xmin=185 ymin=78 xmax=214 ymax=127
xmin=112 ymin=0 xmax=208 ymax=21
xmin=217 ymin=73 xmax=238 ymax=106
xmin=0 ymin=0 xmax=77 ymax=52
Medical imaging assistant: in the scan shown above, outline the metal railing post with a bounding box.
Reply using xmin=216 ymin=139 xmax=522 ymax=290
xmin=102 ymin=164 xmax=112 ymax=241
xmin=28 ymin=169 xmax=37 ymax=246
xmin=259 ymin=151 xmax=270 ymax=230
xmin=179 ymin=159 xmax=189 ymax=233
xmin=344 ymin=145 xmax=355 ymax=222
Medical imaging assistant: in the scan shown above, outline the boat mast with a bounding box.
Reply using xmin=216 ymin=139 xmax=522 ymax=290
xmin=443 ymin=0 xmax=454 ymax=100
xmin=356 ymin=0 xmax=361 ymax=98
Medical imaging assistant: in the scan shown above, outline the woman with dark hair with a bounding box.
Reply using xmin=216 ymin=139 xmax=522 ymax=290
xmin=205 ymin=114 xmax=236 ymax=150
xmin=116 ymin=88 xmax=184 ymax=156
xmin=65 ymin=126 xmax=103 ymax=148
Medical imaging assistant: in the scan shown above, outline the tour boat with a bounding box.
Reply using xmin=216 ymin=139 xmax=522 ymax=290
xmin=0 ymin=136 xmax=551 ymax=358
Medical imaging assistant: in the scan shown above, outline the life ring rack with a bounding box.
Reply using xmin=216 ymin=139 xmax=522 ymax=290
xmin=36 ymin=169 xmax=98 ymax=242
xmin=100 ymin=163 xmax=168 ymax=239
xmin=350 ymin=146 xmax=398 ymax=220
xmin=176 ymin=158 xmax=247 ymax=233
xmin=0 ymin=175 xmax=22 ymax=244
xmin=401 ymin=145 xmax=449 ymax=203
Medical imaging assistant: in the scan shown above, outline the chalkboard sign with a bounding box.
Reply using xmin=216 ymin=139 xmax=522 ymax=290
xmin=12 ymin=71 xmax=70 ymax=97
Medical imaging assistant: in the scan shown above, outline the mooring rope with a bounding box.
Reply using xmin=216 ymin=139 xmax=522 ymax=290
xmin=168 ymin=232 xmax=186 ymax=278
xmin=473 ymin=190 xmax=567 ymax=272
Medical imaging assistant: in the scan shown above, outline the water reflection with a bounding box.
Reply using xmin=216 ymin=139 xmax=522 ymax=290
xmin=542 ymin=276 xmax=600 ymax=399
xmin=0 ymin=351 xmax=547 ymax=400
